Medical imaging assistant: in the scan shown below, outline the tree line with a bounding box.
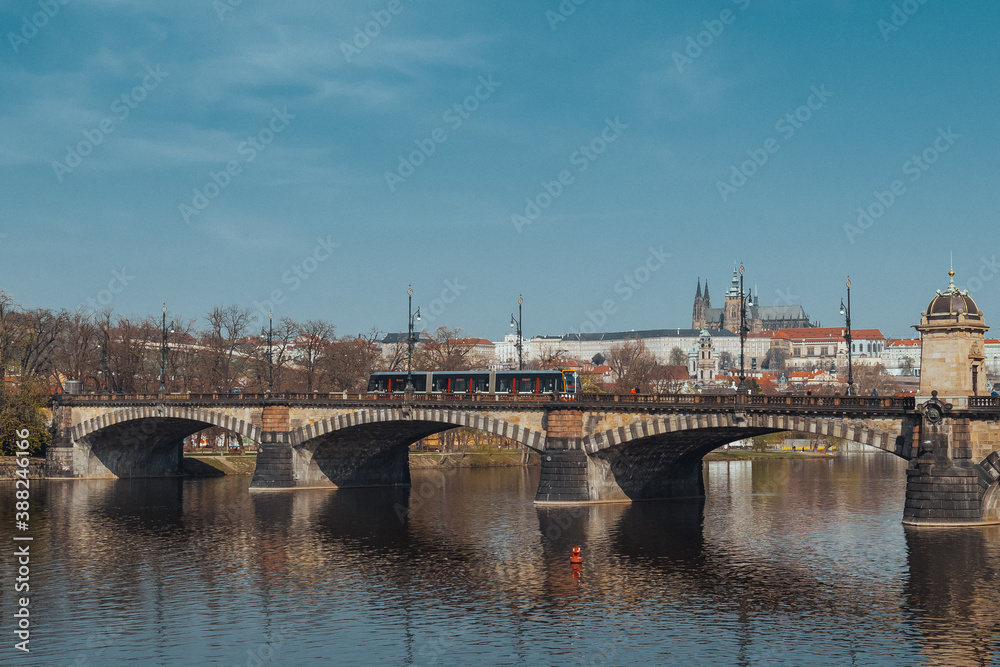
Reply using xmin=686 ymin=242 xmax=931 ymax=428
xmin=0 ymin=295 xmax=391 ymax=395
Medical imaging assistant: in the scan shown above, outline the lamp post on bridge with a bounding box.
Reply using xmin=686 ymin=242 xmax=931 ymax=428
xmin=510 ymin=294 xmax=523 ymax=370
xmin=101 ymin=323 xmax=109 ymax=394
xmin=405 ymin=285 xmax=421 ymax=391
xmin=263 ymin=311 xmax=273 ymax=394
xmin=738 ymin=263 xmax=753 ymax=391
xmin=160 ymin=304 xmax=174 ymax=393
xmin=840 ymin=276 xmax=854 ymax=395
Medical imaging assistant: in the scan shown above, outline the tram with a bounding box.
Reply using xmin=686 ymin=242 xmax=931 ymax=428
xmin=366 ymin=369 xmax=580 ymax=395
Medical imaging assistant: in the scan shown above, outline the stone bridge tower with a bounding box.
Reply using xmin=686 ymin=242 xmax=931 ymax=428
xmin=915 ymin=269 xmax=989 ymax=408
xmin=905 ymin=269 xmax=999 ymax=526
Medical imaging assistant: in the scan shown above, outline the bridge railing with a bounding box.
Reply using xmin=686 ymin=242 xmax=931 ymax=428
xmin=969 ymin=396 xmax=1000 ymax=408
xmin=54 ymin=391 xmax=916 ymax=411
xmin=746 ymin=394 xmax=914 ymax=409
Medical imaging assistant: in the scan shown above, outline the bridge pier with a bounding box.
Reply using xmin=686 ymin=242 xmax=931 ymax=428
xmin=534 ymin=446 xmax=705 ymax=504
xmin=903 ymin=400 xmax=1000 ymax=526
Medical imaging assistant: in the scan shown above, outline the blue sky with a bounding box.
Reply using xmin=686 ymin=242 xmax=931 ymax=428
xmin=1 ymin=0 xmax=997 ymax=340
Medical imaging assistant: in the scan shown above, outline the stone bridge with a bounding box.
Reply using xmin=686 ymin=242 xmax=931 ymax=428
xmin=46 ymin=391 xmax=1000 ymax=525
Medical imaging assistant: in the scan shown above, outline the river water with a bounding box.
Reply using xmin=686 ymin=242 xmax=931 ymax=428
xmin=2 ymin=454 xmax=999 ymax=666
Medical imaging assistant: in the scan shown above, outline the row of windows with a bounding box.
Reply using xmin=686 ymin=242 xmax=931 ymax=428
xmin=368 ymin=372 xmax=572 ymax=394
xmin=791 ymin=342 xmax=885 ymax=357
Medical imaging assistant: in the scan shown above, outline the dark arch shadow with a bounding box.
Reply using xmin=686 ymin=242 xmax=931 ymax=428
xmin=592 ymin=427 xmax=781 ymax=500
xmin=81 ymin=418 xmax=247 ymax=478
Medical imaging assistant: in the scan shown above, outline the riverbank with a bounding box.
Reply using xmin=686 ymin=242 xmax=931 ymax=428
xmin=3 ymin=449 xmax=826 ymax=480
xmin=0 ymin=456 xmax=46 ymax=479
xmin=409 ymin=449 xmax=539 ymax=469
xmin=182 ymin=449 xmax=539 ymax=477
xmin=184 ymin=455 xmax=259 ymax=476
xmin=703 ymin=450 xmax=835 ymax=461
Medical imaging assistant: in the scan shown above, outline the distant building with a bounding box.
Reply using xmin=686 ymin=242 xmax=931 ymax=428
xmin=772 ymin=327 xmax=886 ymax=372
xmin=493 ymin=333 xmax=526 ymax=370
xmin=529 ymin=328 xmax=739 ymax=367
xmin=884 ymin=339 xmax=922 ymax=377
xmin=692 ymin=265 xmax=813 ymax=333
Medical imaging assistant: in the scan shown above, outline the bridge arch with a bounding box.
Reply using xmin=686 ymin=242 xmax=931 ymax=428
xmin=582 ymin=413 xmax=905 ymax=458
xmin=73 ymin=405 xmax=260 ymax=443
xmin=289 ymin=407 xmax=545 ymax=451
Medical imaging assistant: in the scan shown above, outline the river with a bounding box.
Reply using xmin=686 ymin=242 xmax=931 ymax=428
xmin=2 ymin=454 xmax=998 ymax=666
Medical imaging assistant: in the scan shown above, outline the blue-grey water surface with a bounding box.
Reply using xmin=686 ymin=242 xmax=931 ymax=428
xmin=2 ymin=454 xmax=999 ymax=666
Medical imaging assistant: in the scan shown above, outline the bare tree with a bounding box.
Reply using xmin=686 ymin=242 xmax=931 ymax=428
xmin=649 ymin=364 xmax=689 ymax=394
xmin=324 ymin=331 xmax=382 ymax=392
xmin=292 ymin=319 xmax=336 ymax=392
xmin=530 ymin=346 xmax=570 ymax=370
xmin=414 ymin=327 xmax=485 ymax=371
xmin=850 ymin=363 xmax=900 ymax=396
xmin=668 ymin=346 xmax=687 ymax=366
xmin=51 ymin=310 xmax=101 ymax=389
xmin=607 ymin=336 xmax=658 ymax=393
xmin=762 ymin=347 xmax=787 ymax=372
xmin=199 ymin=305 xmax=258 ymax=392
xmin=379 ymin=337 xmax=409 ymax=372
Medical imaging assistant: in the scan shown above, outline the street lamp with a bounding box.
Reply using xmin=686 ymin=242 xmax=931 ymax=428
xmin=840 ymin=276 xmax=854 ymax=395
xmin=406 ymin=285 xmax=421 ymax=391
xmin=101 ymin=323 xmax=109 ymax=393
xmin=160 ymin=304 xmax=174 ymax=393
xmin=510 ymin=294 xmax=523 ymax=370
xmin=738 ymin=263 xmax=753 ymax=391
xmin=264 ymin=311 xmax=274 ymax=394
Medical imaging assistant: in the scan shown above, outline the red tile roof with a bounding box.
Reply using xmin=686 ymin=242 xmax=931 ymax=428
xmin=775 ymin=327 xmax=884 ymax=340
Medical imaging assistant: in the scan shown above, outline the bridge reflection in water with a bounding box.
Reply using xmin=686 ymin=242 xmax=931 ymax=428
xmin=18 ymin=459 xmax=1000 ymax=664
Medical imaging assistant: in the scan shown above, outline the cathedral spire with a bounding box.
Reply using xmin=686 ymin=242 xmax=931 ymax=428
xmin=726 ymin=263 xmax=741 ymax=297
xmin=704 ymin=280 xmax=711 ymax=307
xmin=695 ymin=278 xmax=702 ymax=300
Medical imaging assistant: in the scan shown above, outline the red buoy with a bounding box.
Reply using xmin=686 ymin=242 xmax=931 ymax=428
xmin=570 ymin=546 xmax=582 ymax=564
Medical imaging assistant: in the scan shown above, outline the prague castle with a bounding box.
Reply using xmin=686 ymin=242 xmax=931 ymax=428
xmin=692 ymin=265 xmax=813 ymax=333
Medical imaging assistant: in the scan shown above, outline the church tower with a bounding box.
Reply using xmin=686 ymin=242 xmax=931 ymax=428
xmin=692 ymin=279 xmax=704 ymax=329
xmin=697 ymin=328 xmax=716 ymax=383
xmin=723 ymin=264 xmax=741 ymax=332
